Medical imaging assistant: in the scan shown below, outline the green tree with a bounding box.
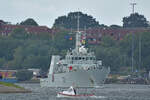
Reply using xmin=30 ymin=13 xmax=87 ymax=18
xmin=110 ymin=24 xmax=122 ymax=29
xmin=99 ymin=24 xmax=108 ymax=28
xmin=93 ymin=35 xmax=123 ymax=72
xmin=53 ymin=12 xmax=100 ymax=29
xmin=123 ymin=13 xmax=149 ymax=28
xmin=139 ymin=32 xmax=150 ymax=72
xmin=20 ymin=18 xmax=38 ymax=26
xmin=0 ymin=20 xmax=10 ymax=25
xmin=119 ymin=32 xmax=150 ymax=73
xmin=7 ymin=47 xmax=25 ymax=69
xmin=100 ymin=35 xmax=117 ymax=47
xmin=0 ymin=58 xmax=5 ymax=68
xmin=16 ymin=70 xmax=33 ymax=81
xmin=52 ymin=29 xmax=75 ymax=52
xmin=10 ymin=28 xmax=29 ymax=40
xmin=0 ymin=36 xmax=21 ymax=61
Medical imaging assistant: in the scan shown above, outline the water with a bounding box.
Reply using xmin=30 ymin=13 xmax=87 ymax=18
xmin=0 ymin=84 xmax=150 ymax=100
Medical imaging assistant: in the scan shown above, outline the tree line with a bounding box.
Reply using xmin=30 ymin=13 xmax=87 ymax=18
xmin=1 ymin=12 xmax=149 ymax=28
xmin=0 ymin=28 xmax=74 ymax=72
xmin=0 ymin=27 xmax=150 ymax=75
xmin=92 ymin=32 xmax=150 ymax=75
xmin=53 ymin=12 xmax=149 ymax=29
xmin=0 ymin=11 xmax=150 ymax=75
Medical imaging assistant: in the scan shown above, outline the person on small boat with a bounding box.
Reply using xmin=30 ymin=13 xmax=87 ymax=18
xmin=74 ymin=87 xmax=76 ymax=95
xmin=62 ymin=86 xmax=76 ymax=95
xmin=71 ymin=86 xmax=76 ymax=95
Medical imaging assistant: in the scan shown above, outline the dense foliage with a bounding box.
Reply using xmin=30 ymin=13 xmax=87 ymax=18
xmin=16 ymin=70 xmax=33 ymax=81
xmin=0 ymin=20 xmax=8 ymax=24
xmin=94 ymin=32 xmax=150 ymax=74
xmin=109 ymin=25 xmax=122 ymax=29
xmin=0 ymin=28 xmax=74 ymax=72
xmin=123 ymin=13 xmax=149 ymax=28
xmin=20 ymin=18 xmax=39 ymax=26
xmin=53 ymin=12 xmax=100 ymax=29
xmin=1 ymin=11 xmax=150 ymax=75
xmin=0 ymin=27 xmax=150 ymax=75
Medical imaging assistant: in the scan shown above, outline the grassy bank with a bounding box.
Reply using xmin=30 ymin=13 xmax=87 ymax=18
xmin=0 ymin=82 xmax=31 ymax=93
xmin=0 ymin=82 xmax=23 ymax=89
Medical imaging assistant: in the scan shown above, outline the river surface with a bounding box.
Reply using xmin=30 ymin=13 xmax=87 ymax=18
xmin=0 ymin=83 xmax=150 ymax=100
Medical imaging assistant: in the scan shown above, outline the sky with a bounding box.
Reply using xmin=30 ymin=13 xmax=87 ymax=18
xmin=0 ymin=0 xmax=150 ymax=28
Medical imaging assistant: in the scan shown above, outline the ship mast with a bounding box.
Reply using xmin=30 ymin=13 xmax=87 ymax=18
xmin=77 ymin=11 xmax=80 ymax=32
xmin=75 ymin=12 xmax=81 ymax=52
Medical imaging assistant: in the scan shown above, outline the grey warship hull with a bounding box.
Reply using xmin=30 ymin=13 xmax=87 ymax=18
xmin=40 ymin=67 xmax=110 ymax=87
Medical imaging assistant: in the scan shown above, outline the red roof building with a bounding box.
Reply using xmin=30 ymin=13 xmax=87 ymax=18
xmin=0 ymin=22 xmax=53 ymax=36
xmin=1 ymin=22 xmax=150 ymax=44
xmin=85 ymin=28 xmax=150 ymax=44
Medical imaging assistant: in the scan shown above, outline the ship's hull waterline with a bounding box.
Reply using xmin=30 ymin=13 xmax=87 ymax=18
xmin=40 ymin=67 xmax=110 ymax=88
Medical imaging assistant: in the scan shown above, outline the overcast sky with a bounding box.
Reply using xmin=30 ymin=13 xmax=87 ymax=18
xmin=0 ymin=0 xmax=150 ymax=28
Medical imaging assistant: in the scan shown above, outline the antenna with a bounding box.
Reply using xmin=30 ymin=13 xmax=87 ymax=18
xmin=77 ymin=12 xmax=80 ymax=32
xmin=130 ymin=2 xmax=137 ymax=14
xmin=130 ymin=1 xmax=137 ymax=74
xmin=130 ymin=1 xmax=138 ymax=74
xmin=75 ymin=11 xmax=81 ymax=52
xmin=84 ymin=26 xmax=87 ymax=32
xmin=131 ymin=32 xmax=134 ymax=73
xmin=138 ymin=33 xmax=141 ymax=75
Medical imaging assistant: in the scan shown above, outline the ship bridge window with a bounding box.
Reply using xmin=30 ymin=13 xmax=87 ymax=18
xmin=75 ymin=57 xmax=78 ymax=60
xmin=93 ymin=57 xmax=96 ymax=60
xmin=79 ymin=57 xmax=81 ymax=60
xmin=72 ymin=57 xmax=74 ymax=60
xmin=90 ymin=57 xmax=93 ymax=60
xmin=86 ymin=57 xmax=89 ymax=60
xmin=63 ymin=64 xmax=67 ymax=66
xmin=82 ymin=57 xmax=85 ymax=60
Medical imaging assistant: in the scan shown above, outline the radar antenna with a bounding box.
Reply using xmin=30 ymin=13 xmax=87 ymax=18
xmin=130 ymin=2 xmax=137 ymax=14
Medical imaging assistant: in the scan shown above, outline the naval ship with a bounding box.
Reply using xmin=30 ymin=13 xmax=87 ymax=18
xmin=40 ymin=31 xmax=110 ymax=87
xmin=40 ymin=16 xmax=110 ymax=87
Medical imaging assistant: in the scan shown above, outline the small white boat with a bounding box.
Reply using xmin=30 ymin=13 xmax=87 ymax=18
xmin=57 ymin=86 xmax=95 ymax=98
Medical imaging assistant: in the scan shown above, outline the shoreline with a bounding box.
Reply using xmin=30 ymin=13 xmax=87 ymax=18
xmin=105 ymin=78 xmax=150 ymax=85
xmin=0 ymin=82 xmax=31 ymax=93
